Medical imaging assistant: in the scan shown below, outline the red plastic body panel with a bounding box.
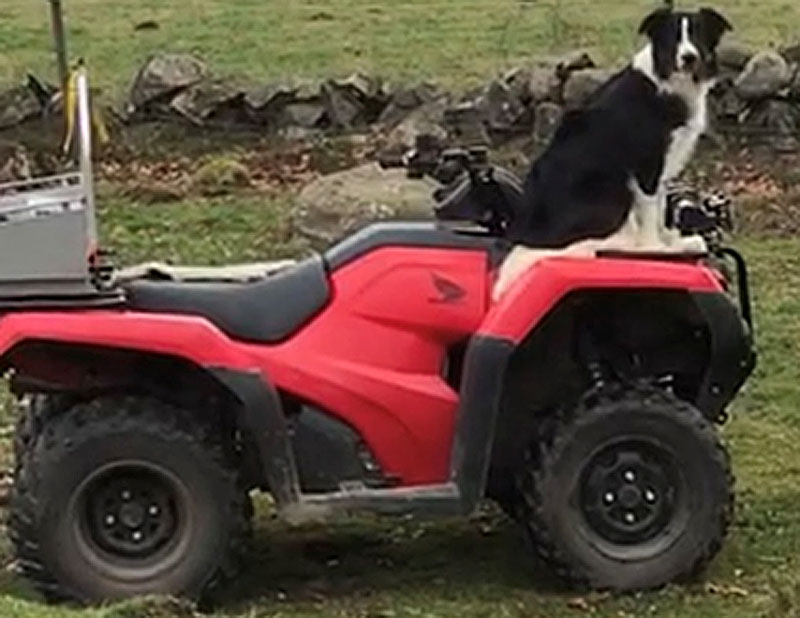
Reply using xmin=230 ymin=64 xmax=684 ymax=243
xmin=0 ymin=248 xmax=724 ymax=487
xmin=255 ymin=248 xmax=489 ymax=484
xmin=0 ymin=312 xmax=254 ymax=370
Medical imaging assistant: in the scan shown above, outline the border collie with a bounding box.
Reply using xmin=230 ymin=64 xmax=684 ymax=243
xmin=495 ymin=6 xmax=732 ymax=298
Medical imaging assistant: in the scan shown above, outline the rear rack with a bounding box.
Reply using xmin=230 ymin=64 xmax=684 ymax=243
xmin=0 ymin=68 xmax=122 ymax=306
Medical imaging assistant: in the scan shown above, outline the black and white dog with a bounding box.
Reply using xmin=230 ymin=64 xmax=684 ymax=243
xmin=495 ymin=6 xmax=732 ymax=297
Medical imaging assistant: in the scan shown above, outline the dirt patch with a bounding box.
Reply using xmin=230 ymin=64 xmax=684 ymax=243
xmin=688 ymin=144 xmax=800 ymax=237
xmin=94 ymin=129 xmax=376 ymax=203
xmin=101 ymin=596 xmax=199 ymax=618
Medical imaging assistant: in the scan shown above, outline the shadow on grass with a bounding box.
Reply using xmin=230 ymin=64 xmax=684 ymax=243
xmin=215 ymin=502 xmax=568 ymax=610
xmin=0 ymin=501 xmax=568 ymax=615
xmin=3 ymin=474 xmax=800 ymax=616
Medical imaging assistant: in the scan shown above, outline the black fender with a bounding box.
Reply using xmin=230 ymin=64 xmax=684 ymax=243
xmin=690 ymin=291 xmax=755 ymax=418
xmin=449 ymin=336 xmax=516 ymax=510
xmin=208 ymin=368 xmax=301 ymax=506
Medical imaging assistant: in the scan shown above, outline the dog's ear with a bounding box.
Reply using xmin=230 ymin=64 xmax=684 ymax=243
xmin=638 ymin=7 xmax=672 ymax=39
xmin=698 ymin=8 xmax=733 ymax=47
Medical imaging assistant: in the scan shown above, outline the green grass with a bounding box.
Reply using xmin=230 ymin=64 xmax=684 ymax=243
xmin=0 ymin=195 xmax=799 ymax=617
xmin=1 ymin=0 xmax=799 ymax=98
xmin=96 ymin=186 xmax=304 ymax=266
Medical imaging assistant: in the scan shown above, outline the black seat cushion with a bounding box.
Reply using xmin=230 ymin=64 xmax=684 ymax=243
xmin=124 ymin=256 xmax=329 ymax=343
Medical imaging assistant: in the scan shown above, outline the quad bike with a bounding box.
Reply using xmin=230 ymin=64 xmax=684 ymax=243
xmin=3 ymin=73 xmax=754 ymax=603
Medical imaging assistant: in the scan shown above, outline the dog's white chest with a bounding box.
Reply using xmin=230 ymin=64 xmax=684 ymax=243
xmin=662 ymin=94 xmax=707 ymax=182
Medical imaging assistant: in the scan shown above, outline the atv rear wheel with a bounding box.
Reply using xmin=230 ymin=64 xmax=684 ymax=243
xmin=517 ymin=384 xmax=733 ymax=591
xmin=12 ymin=394 xmax=72 ymax=469
xmin=8 ymin=396 xmax=251 ymax=603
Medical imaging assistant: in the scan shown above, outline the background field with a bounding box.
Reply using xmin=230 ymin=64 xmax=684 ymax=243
xmin=1 ymin=0 xmax=800 ymax=96
xmin=2 ymin=1 xmax=800 ymax=617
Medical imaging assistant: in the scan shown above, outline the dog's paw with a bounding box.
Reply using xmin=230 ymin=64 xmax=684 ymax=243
xmin=659 ymin=226 xmax=683 ymax=246
xmin=674 ymin=234 xmax=708 ymax=254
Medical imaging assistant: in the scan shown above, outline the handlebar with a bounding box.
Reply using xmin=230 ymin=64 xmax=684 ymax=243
xmin=377 ymin=140 xmax=734 ymax=249
xmin=378 ymin=136 xmax=492 ymax=184
xmin=378 ymin=138 xmax=523 ymax=236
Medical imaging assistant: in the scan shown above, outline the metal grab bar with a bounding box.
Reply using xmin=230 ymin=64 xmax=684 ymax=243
xmin=74 ymin=68 xmax=98 ymax=254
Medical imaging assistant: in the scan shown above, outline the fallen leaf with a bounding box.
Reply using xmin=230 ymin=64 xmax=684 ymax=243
xmin=705 ymin=582 xmax=750 ymax=597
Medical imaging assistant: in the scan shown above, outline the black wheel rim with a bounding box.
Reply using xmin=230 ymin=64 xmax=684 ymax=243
xmin=75 ymin=462 xmax=190 ymax=567
xmin=579 ymin=439 xmax=686 ymax=549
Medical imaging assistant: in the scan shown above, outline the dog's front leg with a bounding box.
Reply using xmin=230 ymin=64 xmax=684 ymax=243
xmin=631 ymin=185 xmax=664 ymax=250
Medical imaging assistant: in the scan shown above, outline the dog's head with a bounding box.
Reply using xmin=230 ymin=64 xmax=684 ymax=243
xmin=638 ymin=7 xmax=732 ymax=83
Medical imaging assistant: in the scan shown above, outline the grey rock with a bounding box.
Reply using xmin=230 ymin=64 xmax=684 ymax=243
xmin=505 ymin=64 xmax=561 ymax=104
xmin=734 ymin=51 xmax=791 ymax=100
xmin=0 ymin=85 xmax=42 ymax=129
xmin=745 ymin=99 xmax=800 ymax=152
xmin=276 ymin=81 xmax=327 ymax=129
xmin=294 ymin=163 xmax=437 ymax=247
xmin=710 ymin=84 xmax=745 ymax=122
xmin=534 ymin=102 xmax=563 ymax=146
xmin=331 ymin=72 xmax=383 ymax=101
xmin=563 ymin=68 xmax=614 ymax=108
xmin=385 ymin=98 xmax=448 ymax=148
xmin=322 ymin=80 xmax=366 ymax=129
xmin=294 ymin=81 xmax=322 ymax=100
xmin=282 ymin=100 xmax=327 ymax=129
xmin=378 ymin=82 xmax=439 ymax=126
xmin=322 ymin=73 xmax=386 ymax=129
xmin=781 ymin=43 xmax=800 ymax=64
xmin=129 ymin=53 xmax=206 ymax=110
xmin=444 ymin=101 xmax=490 ymax=146
xmin=791 ymin=70 xmax=800 ymax=100
xmin=443 ymin=79 xmax=532 ymax=147
xmin=170 ymin=78 xmax=246 ymax=124
xmin=245 ymin=80 xmax=328 ymax=129
xmin=481 ymin=80 xmax=530 ymax=141
xmin=0 ymin=143 xmax=32 ymax=183
xmin=244 ymin=83 xmax=297 ymax=110
xmin=717 ymin=41 xmax=754 ymax=71
xmin=244 ymin=83 xmax=298 ymax=126
xmin=277 ymin=126 xmax=324 ymax=142
xmin=555 ymin=49 xmax=596 ymax=80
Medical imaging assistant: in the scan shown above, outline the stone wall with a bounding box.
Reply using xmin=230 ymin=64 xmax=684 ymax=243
xmin=1 ymin=42 xmax=800 ymax=154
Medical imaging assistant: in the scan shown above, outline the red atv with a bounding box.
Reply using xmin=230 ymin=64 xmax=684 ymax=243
xmin=3 ymin=80 xmax=754 ymax=602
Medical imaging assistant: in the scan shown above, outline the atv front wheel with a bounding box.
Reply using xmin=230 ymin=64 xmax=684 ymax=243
xmin=517 ymin=384 xmax=733 ymax=591
xmin=8 ymin=396 xmax=251 ymax=603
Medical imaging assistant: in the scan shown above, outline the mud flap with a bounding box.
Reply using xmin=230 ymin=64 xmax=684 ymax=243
xmin=209 ymin=368 xmax=301 ymax=505
xmin=691 ymin=292 xmax=755 ymax=418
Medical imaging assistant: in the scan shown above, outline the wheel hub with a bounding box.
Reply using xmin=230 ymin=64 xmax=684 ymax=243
xmin=580 ymin=441 xmax=681 ymax=546
xmin=119 ymin=502 xmax=146 ymax=529
xmin=618 ymin=485 xmax=641 ymax=509
xmin=83 ymin=468 xmax=179 ymax=559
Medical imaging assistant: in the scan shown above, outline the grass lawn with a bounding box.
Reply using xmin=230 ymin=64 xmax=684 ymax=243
xmin=1 ymin=0 xmax=799 ymax=98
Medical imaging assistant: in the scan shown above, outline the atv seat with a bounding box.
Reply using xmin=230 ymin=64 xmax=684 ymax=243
xmin=123 ymin=256 xmax=330 ymax=343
